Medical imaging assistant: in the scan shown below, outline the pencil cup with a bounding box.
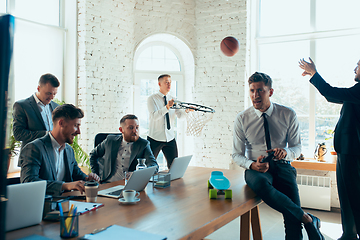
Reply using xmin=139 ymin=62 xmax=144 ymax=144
xmin=60 ymin=212 xmax=79 ymax=238
xmin=85 ymin=181 xmax=99 ymax=202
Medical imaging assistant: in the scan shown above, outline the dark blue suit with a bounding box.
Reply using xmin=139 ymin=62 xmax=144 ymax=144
xmin=310 ymin=72 xmax=360 ymax=239
xmin=20 ymin=133 xmax=88 ymax=196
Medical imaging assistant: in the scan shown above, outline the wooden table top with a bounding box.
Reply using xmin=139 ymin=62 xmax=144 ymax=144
xmin=6 ymin=166 xmax=261 ymax=240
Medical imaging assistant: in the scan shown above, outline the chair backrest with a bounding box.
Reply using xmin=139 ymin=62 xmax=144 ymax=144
xmin=6 ymin=177 xmax=20 ymax=185
xmin=94 ymin=133 xmax=121 ymax=148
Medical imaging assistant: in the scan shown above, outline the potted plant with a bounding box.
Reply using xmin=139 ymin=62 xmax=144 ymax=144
xmin=325 ymin=129 xmax=337 ymax=163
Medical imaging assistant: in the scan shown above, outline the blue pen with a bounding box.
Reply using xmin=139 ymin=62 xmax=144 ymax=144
xmin=58 ymin=202 xmax=64 ymax=216
xmin=69 ymin=207 xmax=78 ymax=236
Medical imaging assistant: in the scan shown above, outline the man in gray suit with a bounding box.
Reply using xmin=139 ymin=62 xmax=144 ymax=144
xmin=13 ymin=73 xmax=60 ymax=165
xmin=90 ymin=114 xmax=158 ymax=183
xmin=20 ymin=104 xmax=100 ymax=196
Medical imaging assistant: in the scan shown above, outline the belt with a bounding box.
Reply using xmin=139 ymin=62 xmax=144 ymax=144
xmin=274 ymin=160 xmax=290 ymax=164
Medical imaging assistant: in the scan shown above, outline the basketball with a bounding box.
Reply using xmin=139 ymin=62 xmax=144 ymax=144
xmin=220 ymin=36 xmax=239 ymax=57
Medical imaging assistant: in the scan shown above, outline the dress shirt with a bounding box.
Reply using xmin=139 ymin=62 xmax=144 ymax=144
xmin=49 ymin=133 xmax=65 ymax=181
xmin=232 ymin=102 xmax=301 ymax=169
xmin=33 ymin=93 xmax=53 ymax=131
xmin=147 ymin=92 xmax=185 ymax=142
xmin=108 ymin=140 xmax=133 ymax=182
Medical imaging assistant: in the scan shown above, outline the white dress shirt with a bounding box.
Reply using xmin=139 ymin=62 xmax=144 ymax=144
xmin=108 ymin=140 xmax=133 ymax=182
xmin=232 ymin=102 xmax=301 ymax=169
xmin=49 ymin=133 xmax=65 ymax=181
xmin=33 ymin=93 xmax=53 ymax=131
xmin=147 ymin=92 xmax=185 ymax=142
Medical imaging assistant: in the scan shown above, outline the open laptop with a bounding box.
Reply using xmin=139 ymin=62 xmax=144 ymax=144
xmin=98 ymin=166 xmax=157 ymax=198
xmin=152 ymin=155 xmax=192 ymax=181
xmin=6 ymin=180 xmax=47 ymax=232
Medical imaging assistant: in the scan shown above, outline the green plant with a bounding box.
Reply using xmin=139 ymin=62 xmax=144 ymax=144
xmin=325 ymin=129 xmax=334 ymax=141
xmin=71 ymin=135 xmax=90 ymax=167
xmin=9 ymin=121 xmax=20 ymax=157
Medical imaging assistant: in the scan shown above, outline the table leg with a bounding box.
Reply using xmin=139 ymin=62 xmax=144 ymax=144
xmin=251 ymin=206 xmax=263 ymax=240
xmin=240 ymin=210 xmax=250 ymax=240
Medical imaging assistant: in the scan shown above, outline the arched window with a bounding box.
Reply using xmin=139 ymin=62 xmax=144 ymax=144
xmin=134 ymin=34 xmax=194 ymax=170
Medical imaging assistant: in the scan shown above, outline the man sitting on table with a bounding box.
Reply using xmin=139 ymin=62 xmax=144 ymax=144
xmin=232 ymin=72 xmax=324 ymax=240
xmin=20 ymin=104 xmax=100 ymax=196
xmin=89 ymin=114 xmax=158 ymax=183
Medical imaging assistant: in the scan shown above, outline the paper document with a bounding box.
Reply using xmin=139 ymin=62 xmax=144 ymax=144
xmin=82 ymin=225 xmax=167 ymax=240
xmin=68 ymin=200 xmax=104 ymax=215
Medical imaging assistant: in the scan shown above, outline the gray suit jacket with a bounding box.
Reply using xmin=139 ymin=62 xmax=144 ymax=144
xmin=89 ymin=134 xmax=158 ymax=183
xmin=20 ymin=133 xmax=88 ymax=196
xmin=13 ymin=95 xmax=59 ymax=153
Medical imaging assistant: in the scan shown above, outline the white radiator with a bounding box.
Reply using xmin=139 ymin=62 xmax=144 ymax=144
xmin=296 ymin=174 xmax=331 ymax=211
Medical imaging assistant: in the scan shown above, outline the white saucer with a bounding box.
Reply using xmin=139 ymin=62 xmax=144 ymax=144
xmin=118 ymin=197 xmax=140 ymax=204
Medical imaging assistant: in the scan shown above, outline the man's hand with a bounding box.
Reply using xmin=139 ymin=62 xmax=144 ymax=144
xmin=268 ymin=148 xmax=287 ymax=160
xmin=85 ymin=173 xmax=100 ymax=182
xmin=61 ymin=180 xmax=86 ymax=194
xmin=299 ymin=57 xmax=317 ymax=77
xmin=250 ymin=155 xmax=269 ymax=173
xmin=166 ymin=99 xmax=174 ymax=110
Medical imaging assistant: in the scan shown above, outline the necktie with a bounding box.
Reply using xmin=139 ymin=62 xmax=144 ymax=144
xmin=262 ymin=113 xmax=271 ymax=151
xmin=164 ymin=96 xmax=171 ymax=130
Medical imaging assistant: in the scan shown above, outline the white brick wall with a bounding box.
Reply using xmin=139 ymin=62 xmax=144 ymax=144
xmin=77 ymin=0 xmax=248 ymax=169
xmin=193 ymin=0 xmax=248 ymax=169
xmin=78 ymin=0 xmax=136 ymax=152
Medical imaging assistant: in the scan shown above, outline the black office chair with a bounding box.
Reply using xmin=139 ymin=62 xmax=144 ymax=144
xmin=6 ymin=177 xmax=20 ymax=185
xmin=94 ymin=133 xmax=121 ymax=148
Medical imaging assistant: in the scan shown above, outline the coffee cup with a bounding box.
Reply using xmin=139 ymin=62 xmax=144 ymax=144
xmin=122 ymin=189 xmax=140 ymax=202
xmin=84 ymin=181 xmax=99 ymax=202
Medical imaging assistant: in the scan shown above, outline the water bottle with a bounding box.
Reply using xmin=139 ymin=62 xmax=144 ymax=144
xmin=136 ymin=158 xmax=147 ymax=171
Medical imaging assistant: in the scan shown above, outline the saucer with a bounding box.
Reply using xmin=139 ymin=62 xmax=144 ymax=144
xmin=118 ymin=197 xmax=140 ymax=204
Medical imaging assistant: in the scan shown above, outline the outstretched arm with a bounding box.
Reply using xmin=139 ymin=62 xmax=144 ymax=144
xmin=299 ymin=57 xmax=317 ymax=77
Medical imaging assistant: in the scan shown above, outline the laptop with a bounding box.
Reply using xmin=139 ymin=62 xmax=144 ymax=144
xmin=6 ymin=181 xmax=47 ymax=232
xmin=152 ymin=155 xmax=192 ymax=181
xmin=98 ymin=166 xmax=157 ymax=198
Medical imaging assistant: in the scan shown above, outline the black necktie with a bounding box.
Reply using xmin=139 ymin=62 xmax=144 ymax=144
xmin=164 ymin=96 xmax=170 ymax=130
xmin=262 ymin=113 xmax=271 ymax=151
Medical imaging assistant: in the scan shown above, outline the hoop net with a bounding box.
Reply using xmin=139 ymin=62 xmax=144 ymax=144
xmin=185 ymin=111 xmax=214 ymax=137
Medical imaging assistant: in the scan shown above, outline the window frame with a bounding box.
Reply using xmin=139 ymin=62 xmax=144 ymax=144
xmin=251 ymin=0 xmax=360 ymax=156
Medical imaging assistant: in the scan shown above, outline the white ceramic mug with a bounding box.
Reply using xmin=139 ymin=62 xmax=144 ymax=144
xmin=84 ymin=181 xmax=99 ymax=202
xmin=122 ymin=189 xmax=140 ymax=202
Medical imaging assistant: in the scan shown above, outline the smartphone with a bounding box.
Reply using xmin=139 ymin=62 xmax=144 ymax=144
xmin=261 ymin=151 xmax=275 ymax=163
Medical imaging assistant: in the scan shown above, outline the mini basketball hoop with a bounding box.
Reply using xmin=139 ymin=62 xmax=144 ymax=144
xmin=171 ymin=100 xmax=215 ymax=136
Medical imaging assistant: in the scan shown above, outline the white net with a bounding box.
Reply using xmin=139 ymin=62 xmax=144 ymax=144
xmin=185 ymin=111 xmax=214 ymax=137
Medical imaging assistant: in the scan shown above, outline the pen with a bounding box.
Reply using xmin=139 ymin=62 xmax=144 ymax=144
xmin=91 ymin=225 xmax=112 ymax=234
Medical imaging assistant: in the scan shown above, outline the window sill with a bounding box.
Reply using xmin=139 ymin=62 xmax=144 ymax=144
xmin=291 ymin=159 xmax=336 ymax=171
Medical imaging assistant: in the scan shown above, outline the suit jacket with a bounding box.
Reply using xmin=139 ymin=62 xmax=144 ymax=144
xmin=13 ymin=95 xmax=59 ymax=153
xmin=89 ymin=134 xmax=158 ymax=182
xmin=20 ymin=133 xmax=88 ymax=196
xmin=310 ymin=72 xmax=360 ymax=155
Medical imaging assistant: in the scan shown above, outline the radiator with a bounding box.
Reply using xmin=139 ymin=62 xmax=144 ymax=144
xmin=296 ymin=174 xmax=331 ymax=211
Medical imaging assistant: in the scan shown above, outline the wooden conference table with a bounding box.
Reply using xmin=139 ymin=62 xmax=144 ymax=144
xmin=6 ymin=167 xmax=263 ymax=240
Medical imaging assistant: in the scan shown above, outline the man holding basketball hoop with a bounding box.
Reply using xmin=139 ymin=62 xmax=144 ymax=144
xmin=232 ymin=72 xmax=324 ymax=240
xmin=147 ymin=74 xmax=189 ymax=168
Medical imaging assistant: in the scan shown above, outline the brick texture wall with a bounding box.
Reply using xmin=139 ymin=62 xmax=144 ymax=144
xmin=193 ymin=0 xmax=248 ymax=168
xmin=77 ymin=0 xmax=248 ymax=169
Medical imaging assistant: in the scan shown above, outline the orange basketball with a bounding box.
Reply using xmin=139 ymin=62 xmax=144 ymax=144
xmin=220 ymin=36 xmax=239 ymax=57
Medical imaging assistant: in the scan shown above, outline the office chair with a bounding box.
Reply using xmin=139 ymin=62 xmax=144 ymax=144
xmin=94 ymin=133 xmax=121 ymax=148
xmin=6 ymin=177 xmax=20 ymax=185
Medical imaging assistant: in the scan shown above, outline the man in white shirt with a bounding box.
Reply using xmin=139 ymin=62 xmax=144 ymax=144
xmin=89 ymin=114 xmax=158 ymax=183
xmin=13 ymin=73 xmax=60 ymax=165
xmin=147 ymin=74 xmax=187 ymax=168
xmin=20 ymin=104 xmax=100 ymax=196
xmin=232 ymin=72 xmax=324 ymax=240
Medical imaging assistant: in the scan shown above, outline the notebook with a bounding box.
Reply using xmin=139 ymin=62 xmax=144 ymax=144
xmin=97 ymin=166 xmax=157 ymax=198
xmin=6 ymin=181 xmax=47 ymax=232
xmin=152 ymin=155 xmax=192 ymax=181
